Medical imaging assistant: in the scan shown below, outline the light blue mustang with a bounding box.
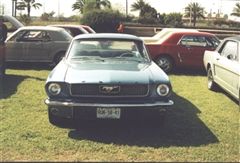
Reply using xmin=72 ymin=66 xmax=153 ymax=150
xmin=45 ymin=33 xmax=174 ymax=128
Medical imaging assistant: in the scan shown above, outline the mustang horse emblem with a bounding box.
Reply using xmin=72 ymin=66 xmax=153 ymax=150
xmin=99 ymin=85 xmax=120 ymax=94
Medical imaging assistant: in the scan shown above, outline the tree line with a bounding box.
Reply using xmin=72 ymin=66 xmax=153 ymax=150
xmin=13 ymin=0 xmax=240 ymax=28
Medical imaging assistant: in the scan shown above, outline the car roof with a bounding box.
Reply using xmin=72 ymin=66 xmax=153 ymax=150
xmin=170 ymin=31 xmax=214 ymax=36
xmin=73 ymin=33 xmax=143 ymax=42
xmin=49 ymin=24 xmax=85 ymax=28
xmin=17 ymin=26 xmax=64 ymax=31
xmin=3 ymin=15 xmax=24 ymax=28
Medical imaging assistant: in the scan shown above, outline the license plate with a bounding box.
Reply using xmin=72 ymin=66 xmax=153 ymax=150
xmin=96 ymin=108 xmax=121 ymax=119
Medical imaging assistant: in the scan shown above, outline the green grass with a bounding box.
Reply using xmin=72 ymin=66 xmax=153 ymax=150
xmin=0 ymin=67 xmax=239 ymax=162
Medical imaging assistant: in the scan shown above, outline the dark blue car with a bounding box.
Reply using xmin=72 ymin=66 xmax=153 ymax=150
xmin=45 ymin=33 xmax=174 ymax=128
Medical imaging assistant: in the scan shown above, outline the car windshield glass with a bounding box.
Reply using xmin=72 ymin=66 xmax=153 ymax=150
xmin=67 ymin=39 xmax=150 ymax=62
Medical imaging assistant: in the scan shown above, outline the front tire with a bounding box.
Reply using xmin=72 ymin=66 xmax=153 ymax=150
xmin=207 ymin=68 xmax=217 ymax=91
xmin=156 ymin=56 xmax=173 ymax=73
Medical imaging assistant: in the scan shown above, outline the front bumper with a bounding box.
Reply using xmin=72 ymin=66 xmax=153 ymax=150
xmin=45 ymin=98 xmax=174 ymax=120
xmin=45 ymin=99 xmax=174 ymax=107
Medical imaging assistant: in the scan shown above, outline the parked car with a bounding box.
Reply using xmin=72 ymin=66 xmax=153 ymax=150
xmin=49 ymin=24 xmax=96 ymax=37
xmin=5 ymin=26 xmax=72 ymax=65
xmin=0 ymin=44 xmax=6 ymax=76
xmin=3 ymin=15 xmax=24 ymax=34
xmin=141 ymin=28 xmax=198 ymax=44
xmin=1 ymin=15 xmax=23 ymax=76
xmin=204 ymin=36 xmax=240 ymax=101
xmin=49 ymin=24 xmax=88 ymax=37
xmin=146 ymin=31 xmax=221 ymax=72
xmin=45 ymin=33 xmax=174 ymax=128
xmin=80 ymin=25 xmax=96 ymax=34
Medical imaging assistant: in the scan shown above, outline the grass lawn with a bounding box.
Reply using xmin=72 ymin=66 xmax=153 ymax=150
xmin=0 ymin=65 xmax=239 ymax=162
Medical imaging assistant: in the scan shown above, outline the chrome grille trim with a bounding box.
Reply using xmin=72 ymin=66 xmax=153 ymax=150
xmin=70 ymin=84 xmax=149 ymax=97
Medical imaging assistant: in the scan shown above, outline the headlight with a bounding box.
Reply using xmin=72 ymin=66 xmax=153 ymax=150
xmin=156 ymin=84 xmax=170 ymax=96
xmin=48 ymin=83 xmax=61 ymax=96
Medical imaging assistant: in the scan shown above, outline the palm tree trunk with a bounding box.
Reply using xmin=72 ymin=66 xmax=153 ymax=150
xmin=27 ymin=2 xmax=30 ymax=17
xmin=193 ymin=16 xmax=196 ymax=27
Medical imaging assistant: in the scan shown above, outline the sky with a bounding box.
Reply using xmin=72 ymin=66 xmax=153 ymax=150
xmin=1 ymin=0 xmax=239 ymax=17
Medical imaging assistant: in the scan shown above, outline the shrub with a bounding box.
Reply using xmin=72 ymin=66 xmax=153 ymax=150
xmin=81 ymin=9 xmax=124 ymax=33
xmin=138 ymin=13 xmax=158 ymax=24
xmin=213 ymin=19 xmax=229 ymax=26
xmin=40 ymin=11 xmax=55 ymax=21
xmin=19 ymin=14 xmax=31 ymax=25
xmin=164 ymin=13 xmax=183 ymax=27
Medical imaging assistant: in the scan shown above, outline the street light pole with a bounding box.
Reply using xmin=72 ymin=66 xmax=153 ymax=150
xmin=14 ymin=0 xmax=17 ymax=17
xmin=190 ymin=5 xmax=192 ymax=26
xmin=126 ymin=0 xmax=128 ymax=17
xmin=12 ymin=0 xmax=17 ymax=17
xmin=12 ymin=0 xmax=14 ymax=16
xmin=189 ymin=0 xmax=192 ymax=26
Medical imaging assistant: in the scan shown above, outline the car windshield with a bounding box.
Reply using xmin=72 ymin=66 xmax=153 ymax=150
xmin=67 ymin=39 xmax=150 ymax=62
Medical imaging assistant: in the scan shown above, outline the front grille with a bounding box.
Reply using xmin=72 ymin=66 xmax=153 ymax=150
xmin=70 ymin=84 xmax=149 ymax=97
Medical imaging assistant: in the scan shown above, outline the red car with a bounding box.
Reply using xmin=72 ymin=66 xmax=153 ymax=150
xmin=49 ymin=25 xmax=96 ymax=37
xmin=145 ymin=31 xmax=220 ymax=72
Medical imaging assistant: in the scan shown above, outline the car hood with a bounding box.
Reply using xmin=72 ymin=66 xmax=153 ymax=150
xmin=47 ymin=60 xmax=170 ymax=84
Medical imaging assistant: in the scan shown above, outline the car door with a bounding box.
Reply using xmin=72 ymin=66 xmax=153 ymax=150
xmin=5 ymin=30 xmax=27 ymax=61
xmin=178 ymin=35 xmax=215 ymax=68
xmin=21 ymin=30 xmax=51 ymax=62
xmin=214 ymin=40 xmax=240 ymax=98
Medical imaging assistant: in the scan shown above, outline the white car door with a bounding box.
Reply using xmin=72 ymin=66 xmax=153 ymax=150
xmin=214 ymin=40 xmax=239 ymax=98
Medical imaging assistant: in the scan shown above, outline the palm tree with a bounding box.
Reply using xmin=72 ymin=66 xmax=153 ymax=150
xmin=185 ymin=2 xmax=205 ymax=27
xmin=95 ymin=0 xmax=111 ymax=9
xmin=72 ymin=0 xmax=85 ymax=14
xmin=131 ymin=0 xmax=148 ymax=17
xmin=72 ymin=0 xmax=111 ymax=13
xmin=231 ymin=3 xmax=240 ymax=17
xmin=17 ymin=0 xmax=42 ymax=17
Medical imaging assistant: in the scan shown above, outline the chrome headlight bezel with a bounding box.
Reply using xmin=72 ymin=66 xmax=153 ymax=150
xmin=156 ymin=84 xmax=170 ymax=97
xmin=48 ymin=83 xmax=61 ymax=96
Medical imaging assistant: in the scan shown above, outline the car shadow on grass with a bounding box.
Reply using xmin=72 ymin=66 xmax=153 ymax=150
xmin=0 ymin=74 xmax=45 ymax=99
xmin=171 ymin=69 xmax=207 ymax=76
xmin=6 ymin=62 xmax=52 ymax=71
xmin=68 ymin=92 xmax=219 ymax=148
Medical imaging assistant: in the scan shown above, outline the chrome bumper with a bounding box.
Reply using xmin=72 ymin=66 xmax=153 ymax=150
xmin=45 ymin=99 xmax=174 ymax=108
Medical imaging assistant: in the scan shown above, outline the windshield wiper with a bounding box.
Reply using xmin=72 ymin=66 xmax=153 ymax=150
xmin=107 ymin=57 xmax=146 ymax=63
xmin=70 ymin=56 xmax=105 ymax=62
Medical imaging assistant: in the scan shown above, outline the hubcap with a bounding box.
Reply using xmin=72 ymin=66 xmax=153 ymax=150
xmin=208 ymin=69 xmax=213 ymax=88
xmin=157 ymin=58 xmax=170 ymax=72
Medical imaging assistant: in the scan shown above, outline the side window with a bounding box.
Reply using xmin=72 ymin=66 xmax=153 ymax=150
xmin=220 ymin=41 xmax=238 ymax=61
xmin=180 ymin=35 xmax=194 ymax=46
xmin=8 ymin=30 xmax=25 ymax=42
xmin=180 ymin=35 xmax=209 ymax=47
xmin=20 ymin=30 xmax=51 ymax=42
xmin=207 ymin=36 xmax=220 ymax=48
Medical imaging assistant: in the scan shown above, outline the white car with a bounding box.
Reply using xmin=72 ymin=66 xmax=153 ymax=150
xmin=203 ymin=36 xmax=240 ymax=102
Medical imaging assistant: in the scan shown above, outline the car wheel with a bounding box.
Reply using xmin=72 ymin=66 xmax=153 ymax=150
xmin=156 ymin=56 xmax=173 ymax=73
xmin=48 ymin=109 xmax=74 ymax=128
xmin=207 ymin=68 xmax=217 ymax=91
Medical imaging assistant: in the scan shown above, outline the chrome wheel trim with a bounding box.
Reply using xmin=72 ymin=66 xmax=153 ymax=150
xmin=157 ymin=58 xmax=171 ymax=72
xmin=207 ymin=69 xmax=214 ymax=89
